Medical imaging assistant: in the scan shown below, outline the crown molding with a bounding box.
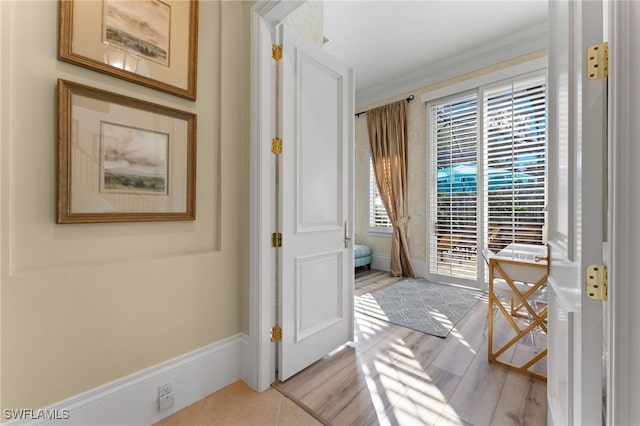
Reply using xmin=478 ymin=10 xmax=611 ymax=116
xmin=356 ymin=23 xmax=548 ymax=109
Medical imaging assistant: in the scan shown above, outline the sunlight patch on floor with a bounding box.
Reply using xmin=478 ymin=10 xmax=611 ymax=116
xmin=358 ymin=336 xmax=464 ymax=426
xmin=357 ymin=293 xmax=390 ymax=320
xmin=448 ymin=328 xmax=477 ymax=355
xmin=431 ymin=309 xmax=454 ymax=328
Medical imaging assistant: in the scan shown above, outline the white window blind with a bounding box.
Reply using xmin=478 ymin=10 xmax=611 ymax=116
xmin=429 ymin=93 xmax=478 ymax=280
xmin=427 ymin=72 xmax=547 ymax=283
xmin=369 ymin=156 xmax=392 ymax=231
xmin=484 ymin=77 xmax=547 ymax=252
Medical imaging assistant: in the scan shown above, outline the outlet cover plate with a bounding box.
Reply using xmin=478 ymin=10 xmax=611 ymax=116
xmin=159 ymin=393 xmax=174 ymax=412
xmin=158 ymin=382 xmax=173 ymax=398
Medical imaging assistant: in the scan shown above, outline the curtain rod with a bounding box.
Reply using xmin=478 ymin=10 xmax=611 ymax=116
xmin=355 ymin=95 xmax=415 ymax=118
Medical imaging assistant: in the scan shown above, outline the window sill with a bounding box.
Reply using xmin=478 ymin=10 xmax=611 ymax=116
xmin=367 ymin=228 xmax=393 ymax=237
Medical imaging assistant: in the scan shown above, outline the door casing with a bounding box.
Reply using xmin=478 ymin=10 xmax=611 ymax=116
xmin=247 ymin=0 xmax=307 ymax=392
xmin=608 ymin=1 xmax=638 ymax=424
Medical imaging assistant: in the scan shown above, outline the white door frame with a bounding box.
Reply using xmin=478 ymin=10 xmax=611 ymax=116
xmin=248 ymin=0 xmax=305 ymax=392
xmin=547 ymin=1 xmax=617 ymax=423
xmin=608 ymin=1 xmax=636 ymax=423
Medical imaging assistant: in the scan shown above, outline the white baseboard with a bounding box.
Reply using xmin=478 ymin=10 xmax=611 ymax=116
xmin=370 ymin=254 xmax=427 ymax=278
xmin=6 ymin=334 xmax=252 ymax=426
xmin=370 ymin=254 xmax=391 ymax=272
xmin=239 ymin=333 xmax=254 ymax=388
xmin=410 ymin=259 xmax=427 ymax=278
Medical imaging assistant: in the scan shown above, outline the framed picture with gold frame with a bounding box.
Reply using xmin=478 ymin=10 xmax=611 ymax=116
xmin=57 ymin=79 xmax=197 ymax=223
xmin=59 ymin=0 xmax=199 ymax=100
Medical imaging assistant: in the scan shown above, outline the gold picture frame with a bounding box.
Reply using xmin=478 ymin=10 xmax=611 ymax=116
xmin=59 ymin=0 xmax=199 ymax=100
xmin=57 ymin=79 xmax=197 ymax=223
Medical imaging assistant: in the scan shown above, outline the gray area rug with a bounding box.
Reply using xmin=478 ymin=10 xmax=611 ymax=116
xmin=355 ymin=277 xmax=484 ymax=338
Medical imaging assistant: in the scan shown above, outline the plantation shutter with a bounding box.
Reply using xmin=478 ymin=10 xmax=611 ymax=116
xmin=369 ymin=156 xmax=392 ymax=230
xmin=429 ymin=93 xmax=478 ymax=280
xmin=484 ymin=77 xmax=547 ymax=252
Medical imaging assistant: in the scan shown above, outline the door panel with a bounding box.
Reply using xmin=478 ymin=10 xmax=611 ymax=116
xmin=547 ymin=1 xmax=606 ymax=424
xmin=296 ymin=251 xmax=343 ymax=340
xmin=548 ymin=0 xmax=572 ymax=259
xmin=297 ymin=64 xmax=341 ymax=230
xmin=278 ymin=25 xmax=354 ymax=381
xmin=547 ymin=279 xmax=575 ymax=426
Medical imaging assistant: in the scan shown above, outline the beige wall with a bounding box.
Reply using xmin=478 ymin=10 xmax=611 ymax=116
xmin=1 ymin=0 xmax=250 ymax=411
xmin=354 ymin=50 xmax=548 ymax=267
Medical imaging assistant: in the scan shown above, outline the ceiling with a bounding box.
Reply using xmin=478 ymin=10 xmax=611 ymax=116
xmin=321 ymin=1 xmax=548 ymax=107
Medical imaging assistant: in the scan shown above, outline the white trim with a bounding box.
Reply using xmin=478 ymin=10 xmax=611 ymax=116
xmin=249 ymin=0 xmax=305 ymax=393
xmin=366 ymin=229 xmax=393 ymax=237
xmin=239 ymin=333 xmax=254 ymax=386
xmin=358 ymin=24 xmax=548 ymax=108
xmin=420 ymin=57 xmax=547 ymax=104
xmin=410 ymin=258 xmax=428 ymax=279
xmin=370 ymin=254 xmax=391 ymax=272
xmin=4 ymin=335 xmax=249 ymax=426
xmin=248 ymin=0 xmax=276 ymax=393
xmin=608 ymin=1 xmax=633 ymax=424
xmin=546 ymin=276 xmax=575 ymax=426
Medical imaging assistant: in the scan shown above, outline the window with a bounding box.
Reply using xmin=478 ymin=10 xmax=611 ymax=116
xmin=368 ymin=155 xmax=392 ymax=232
xmin=427 ymin=71 xmax=547 ymax=283
xmin=484 ymin=77 xmax=547 ymax=251
xmin=429 ymin=93 xmax=478 ymax=280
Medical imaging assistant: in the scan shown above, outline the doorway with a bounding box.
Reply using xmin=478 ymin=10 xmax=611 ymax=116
xmin=248 ymin=1 xmax=354 ymax=390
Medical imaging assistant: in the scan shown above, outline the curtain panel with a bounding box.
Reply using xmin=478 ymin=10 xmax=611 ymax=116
xmin=366 ymin=100 xmax=415 ymax=277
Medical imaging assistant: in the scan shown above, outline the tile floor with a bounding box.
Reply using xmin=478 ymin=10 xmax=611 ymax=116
xmin=153 ymin=380 xmax=322 ymax=426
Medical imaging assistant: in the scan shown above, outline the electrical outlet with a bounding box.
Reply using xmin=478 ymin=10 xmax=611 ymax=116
xmin=158 ymin=393 xmax=174 ymax=412
xmin=158 ymin=382 xmax=173 ymax=398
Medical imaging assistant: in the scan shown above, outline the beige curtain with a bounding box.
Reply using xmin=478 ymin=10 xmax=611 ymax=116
xmin=366 ymin=100 xmax=415 ymax=278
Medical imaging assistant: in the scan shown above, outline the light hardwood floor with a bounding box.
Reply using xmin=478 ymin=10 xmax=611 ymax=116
xmin=157 ymin=269 xmax=546 ymax=426
xmin=274 ymin=269 xmax=547 ymax=426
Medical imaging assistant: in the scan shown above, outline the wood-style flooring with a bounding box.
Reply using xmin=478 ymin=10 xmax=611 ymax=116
xmin=273 ymin=269 xmax=547 ymax=426
xmin=156 ymin=269 xmax=546 ymax=426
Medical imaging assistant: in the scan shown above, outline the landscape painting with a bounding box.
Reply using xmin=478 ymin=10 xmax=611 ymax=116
xmin=100 ymin=122 xmax=169 ymax=195
xmin=103 ymin=0 xmax=171 ymax=66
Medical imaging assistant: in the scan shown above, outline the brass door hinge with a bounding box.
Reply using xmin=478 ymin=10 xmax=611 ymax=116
xmin=272 ymin=45 xmax=283 ymax=61
xmin=270 ymin=325 xmax=282 ymax=342
xmin=271 ymin=138 xmax=282 ymax=154
xmin=587 ymin=42 xmax=608 ymax=80
xmin=586 ymin=265 xmax=608 ymax=301
xmin=271 ymin=232 xmax=282 ymax=248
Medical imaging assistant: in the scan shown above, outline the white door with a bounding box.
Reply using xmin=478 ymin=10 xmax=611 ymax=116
xmin=547 ymin=1 xmax=607 ymax=425
xmin=277 ymin=25 xmax=355 ymax=381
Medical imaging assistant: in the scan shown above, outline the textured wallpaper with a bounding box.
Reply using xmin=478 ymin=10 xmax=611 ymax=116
xmin=282 ymin=0 xmax=324 ymax=46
